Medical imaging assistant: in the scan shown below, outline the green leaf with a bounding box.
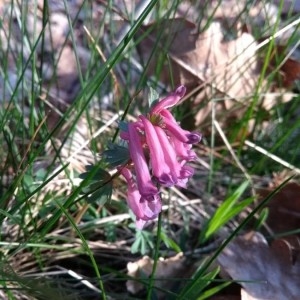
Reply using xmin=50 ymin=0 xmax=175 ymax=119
xmin=118 ymin=120 xmax=128 ymax=132
xmin=79 ymin=167 xmax=113 ymax=205
xmin=178 ymin=266 xmax=220 ymax=299
xmin=102 ymin=143 xmax=130 ymax=167
xmin=23 ymin=174 xmax=33 ymax=186
xmin=35 ymin=168 xmax=47 ymax=180
xmin=131 ymin=232 xmax=142 ymax=254
xmin=253 ymin=207 xmax=269 ymax=230
xmin=147 ymin=85 xmax=160 ymax=108
xmin=131 ymin=230 xmax=154 ymax=255
xmin=0 ymin=261 xmax=72 ymax=299
xmin=79 ymin=166 xmax=111 ymax=181
xmin=189 ymin=175 xmax=295 ymax=292
xmin=200 ymin=181 xmax=252 ymax=242
xmin=197 ymin=281 xmax=232 ymax=300
xmin=85 ymin=181 xmax=113 ymax=205
xmin=160 ymin=230 xmax=182 ymax=252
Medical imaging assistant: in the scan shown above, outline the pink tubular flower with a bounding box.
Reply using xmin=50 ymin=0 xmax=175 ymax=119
xmin=120 ymin=130 xmax=129 ymax=140
xmin=160 ymin=109 xmax=202 ymax=144
xmin=120 ymin=167 xmax=161 ymax=229
xmin=151 ymin=85 xmax=186 ymax=114
xmin=154 ymin=125 xmax=182 ymax=180
xmin=120 ymin=167 xmax=147 ymax=220
xmin=140 ymin=115 xmax=175 ymax=186
xmin=118 ymin=85 xmax=201 ymax=229
xmin=155 ymin=125 xmax=195 ymax=188
xmin=128 ymin=122 xmax=159 ymax=199
xmin=170 ymin=136 xmax=197 ymax=161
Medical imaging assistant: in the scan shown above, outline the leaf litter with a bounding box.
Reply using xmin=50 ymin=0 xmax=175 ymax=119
xmin=137 ymin=18 xmax=261 ymax=124
xmin=126 ymin=253 xmax=187 ymax=296
xmin=0 ymin=0 xmax=300 ymax=299
xmin=218 ymin=231 xmax=300 ymax=300
xmin=136 ymin=3 xmax=300 ymax=127
xmin=258 ymin=178 xmax=300 ymax=240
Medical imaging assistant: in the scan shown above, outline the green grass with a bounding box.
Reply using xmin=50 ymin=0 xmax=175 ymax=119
xmin=0 ymin=0 xmax=299 ymax=299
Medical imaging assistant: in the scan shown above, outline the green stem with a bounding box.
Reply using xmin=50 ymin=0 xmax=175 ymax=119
xmin=147 ymin=212 xmax=162 ymax=300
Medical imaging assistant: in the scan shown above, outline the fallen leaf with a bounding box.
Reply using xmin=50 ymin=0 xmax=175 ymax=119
xmin=258 ymin=181 xmax=300 ymax=238
xmin=258 ymin=44 xmax=300 ymax=88
xmin=279 ymin=57 xmax=300 ymax=87
xmin=136 ymin=18 xmax=261 ymax=125
xmin=137 ymin=18 xmax=259 ymax=97
xmin=136 ymin=15 xmax=299 ymax=127
xmin=218 ymin=231 xmax=300 ymax=299
xmin=273 ymin=0 xmax=300 ymax=14
xmin=126 ymin=253 xmax=186 ymax=297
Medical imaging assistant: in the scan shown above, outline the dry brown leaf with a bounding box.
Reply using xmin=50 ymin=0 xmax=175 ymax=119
xmin=137 ymin=16 xmax=299 ymax=126
xmin=178 ymin=0 xmax=273 ymax=27
xmin=126 ymin=253 xmax=186 ymax=297
xmin=218 ymin=232 xmax=300 ymax=300
xmin=259 ymin=44 xmax=300 ymax=88
xmin=273 ymin=0 xmax=300 ymax=14
xmin=136 ymin=18 xmax=199 ymax=88
xmin=137 ymin=18 xmax=261 ymax=125
xmin=137 ymin=18 xmax=259 ymax=97
xmin=210 ymin=296 xmax=240 ymax=300
xmin=258 ymin=181 xmax=300 ymax=238
xmin=279 ymin=57 xmax=300 ymax=87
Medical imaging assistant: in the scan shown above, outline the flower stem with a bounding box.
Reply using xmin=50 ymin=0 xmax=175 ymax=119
xmin=147 ymin=212 xmax=162 ymax=300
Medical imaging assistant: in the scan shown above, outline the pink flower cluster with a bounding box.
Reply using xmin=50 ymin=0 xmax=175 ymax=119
xmin=120 ymin=86 xmax=201 ymax=229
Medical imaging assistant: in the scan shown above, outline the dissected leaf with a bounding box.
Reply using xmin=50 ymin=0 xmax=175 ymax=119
xmin=79 ymin=166 xmax=111 ymax=181
xmin=147 ymin=85 xmax=160 ymax=109
xmin=118 ymin=120 xmax=129 ymax=132
xmin=79 ymin=167 xmax=113 ymax=205
xmin=131 ymin=230 xmax=154 ymax=255
xmin=84 ymin=180 xmax=112 ymax=205
xmin=101 ymin=143 xmax=130 ymax=167
xmin=218 ymin=231 xmax=300 ymax=299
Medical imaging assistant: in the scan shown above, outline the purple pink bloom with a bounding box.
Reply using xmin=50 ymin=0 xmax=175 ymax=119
xmin=127 ymin=122 xmax=159 ymax=200
xmin=120 ymin=85 xmax=201 ymax=228
xmin=120 ymin=167 xmax=161 ymax=229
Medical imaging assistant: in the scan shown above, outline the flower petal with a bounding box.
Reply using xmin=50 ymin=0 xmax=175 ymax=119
xmin=170 ymin=136 xmax=197 ymax=161
xmin=151 ymin=85 xmax=186 ymax=114
xmin=120 ymin=167 xmax=146 ymax=219
xmin=120 ymin=167 xmax=162 ymax=226
xmin=128 ymin=122 xmax=159 ymax=197
xmin=161 ymin=109 xmax=201 ymax=144
xmin=140 ymin=194 xmax=162 ymax=219
xmin=140 ymin=115 xmax=174 ymax=186
xmin=136 ymin=219 xmax=147 ymax=230
xmin=155 ymin=125 xmax=181 ymax=181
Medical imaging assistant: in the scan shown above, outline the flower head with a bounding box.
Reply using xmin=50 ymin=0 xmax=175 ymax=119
xmin=118 ymin=85 xmax=201 ymax=229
